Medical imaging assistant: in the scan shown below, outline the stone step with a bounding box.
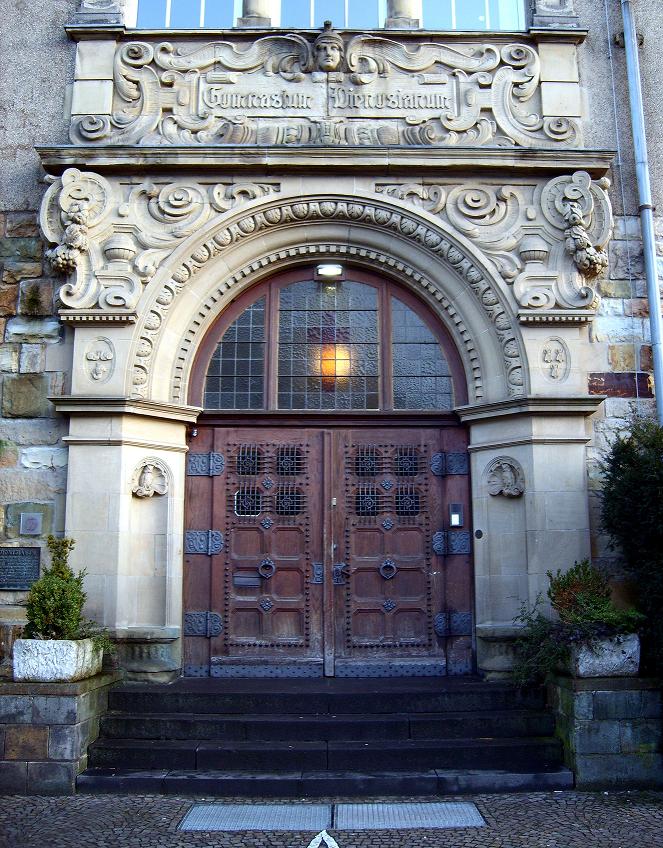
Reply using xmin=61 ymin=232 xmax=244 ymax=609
xmin=108 ymin=680 xmax=546 ymax=716
xmin=77 ymin=766 xmax=574 ymax=797
xmin=88 ymin=736 xmax=563 ymax=772
xmin=99 ymin=709 xmax=555 ymax=742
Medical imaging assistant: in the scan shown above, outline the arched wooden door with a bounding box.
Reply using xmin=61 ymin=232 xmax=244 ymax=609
xmin=183 ymin=267 xmax=473 ymax=678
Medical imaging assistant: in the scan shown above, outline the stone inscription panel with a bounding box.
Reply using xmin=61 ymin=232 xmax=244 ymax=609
xmin=0 ymin=547 xmax=41 ymax=590
xmin=70 ymin=28 xmax=582 ymax=148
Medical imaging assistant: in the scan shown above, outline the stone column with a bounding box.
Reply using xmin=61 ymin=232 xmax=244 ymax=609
xmin=532 ymin=0 xmax=580 ymax=29
xmin=237 ymin=0 xmax=276 ymax=27
xmin=385 ymin=0 xmax=422 ymax=29
xmin=457 ymin=396 xmax=602 ymax=678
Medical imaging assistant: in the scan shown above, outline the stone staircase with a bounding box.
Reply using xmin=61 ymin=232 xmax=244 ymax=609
xmin=77 ymin=677 xmax=573 ymax=796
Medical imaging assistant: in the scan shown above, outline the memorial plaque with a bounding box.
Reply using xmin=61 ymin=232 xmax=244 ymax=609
xmin=0 ymin=547 xmax=41 ymax=590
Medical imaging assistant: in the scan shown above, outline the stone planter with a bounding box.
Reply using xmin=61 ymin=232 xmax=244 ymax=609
xmin=12 ymin=638 xmax=102 ymax=682
xmin=567 ymin=633 xmax=640 ymax=678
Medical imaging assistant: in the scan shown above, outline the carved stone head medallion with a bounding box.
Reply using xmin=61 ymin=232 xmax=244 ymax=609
xmin=314 ymin=21 xmax=344 ymax=72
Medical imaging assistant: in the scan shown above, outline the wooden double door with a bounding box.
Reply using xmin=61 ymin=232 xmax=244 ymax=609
xmin=183 ymin=421 xmax=473 ymax=678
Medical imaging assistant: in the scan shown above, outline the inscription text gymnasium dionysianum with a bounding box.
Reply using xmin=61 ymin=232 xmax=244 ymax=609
xmin=71 ymin=24 xmax=582 ymax=147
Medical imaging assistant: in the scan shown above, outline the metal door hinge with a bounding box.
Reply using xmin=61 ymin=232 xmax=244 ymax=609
xmin=184 ymin=611 xmax=223 ymax=638
xmin=434 ymin=610 xmax=473 ymax=638
xmin=432 ymin=530 xmax=472 ymax=556
xmin=187 ymin=452 xmax=225 ymax=476
xmin=185 ymin=530 xmax=224 ymax=555
xmin=430 ymin=452 xmax=469 ymax=476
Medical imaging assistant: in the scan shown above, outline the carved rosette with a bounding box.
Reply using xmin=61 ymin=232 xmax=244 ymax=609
xmin=131 ymin=459 xmax=169 ymax=498
xmin=375 ymin=170 xmax=613 ymax=321
xmin=485 ymin=457 xmax=525 ymax=498
xmin=69 ymin=31 xmax=582 ymax=149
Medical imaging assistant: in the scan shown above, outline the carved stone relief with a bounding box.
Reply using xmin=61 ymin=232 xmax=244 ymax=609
xmin=70 ymin=27 xmax=582 ymax=148
xmin=40 ymin=168 xmax=281 ymax=313
xmin=84 ymin=337 xmax=115 ymax=383
xmin=131 ymin=459 xmax=169 ymax=498
xmin=541 ymin=337 xmax=570 ymax=382
xmin=485 ymin=457 xmax=525 ymax=498
xmin=127 ymin=197 xmax=526 ymax=400
xmin=375 ymin=171 xmax=612 ymax=321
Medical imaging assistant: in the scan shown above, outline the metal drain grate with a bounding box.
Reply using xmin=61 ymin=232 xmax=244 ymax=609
xmin=334 ymin=802 xmax=485 ymax=830
xmin=179 ymin=804 xmax=331 ymax=832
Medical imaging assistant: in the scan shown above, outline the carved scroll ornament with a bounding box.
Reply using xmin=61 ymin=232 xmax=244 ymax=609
xmin=375 ymin=170 xmax=612 ymax=319
xmin=40 ymin=167 xmax=280 ymax=312
xmin=70 ymin=29 xmax=581 ymax=149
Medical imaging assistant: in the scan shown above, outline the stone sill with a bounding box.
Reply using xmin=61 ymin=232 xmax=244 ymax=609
xmin=549 ymin=674 xmax=662 ymax=693
xmin=0 ymin=671 xmax=122 ymax=697
xmin=37 ymin=146 xmax=615 ymax=178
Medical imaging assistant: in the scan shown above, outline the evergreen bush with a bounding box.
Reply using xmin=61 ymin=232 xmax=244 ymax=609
xmin=600 ymin=418 xmax=663 ymax=675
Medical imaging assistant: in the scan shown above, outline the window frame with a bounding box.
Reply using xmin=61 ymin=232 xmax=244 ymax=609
xmin=189 ymin=265 xmax=468 ymax=412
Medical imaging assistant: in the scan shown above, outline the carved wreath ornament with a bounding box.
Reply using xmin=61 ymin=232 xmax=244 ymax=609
xmin=70 ymin=26 xmax=581 ymax=148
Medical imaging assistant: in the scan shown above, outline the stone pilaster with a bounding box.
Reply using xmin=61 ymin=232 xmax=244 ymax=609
xmin=385 ymin=0 xmax=422 ymax=30
xmin=237 ymin=0 xmax=275 ymax=27
xmin=532 ymin=0 xmax=580 ymax=29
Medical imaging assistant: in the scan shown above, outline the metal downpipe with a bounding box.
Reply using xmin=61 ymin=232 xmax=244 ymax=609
xmin=621 ymin=0 xmax=663 ymax=424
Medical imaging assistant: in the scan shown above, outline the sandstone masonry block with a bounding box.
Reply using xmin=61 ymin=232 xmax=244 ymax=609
xmin=0 ymin=694 xmax=32 ymax=723
xmin=609 ymin=241 xmax=645 ymax=280
xmin=0 ymin=444 xmax=19 ymax=468
xmin=0 ymin=283 xmax=18 ymax=317
xmin=625 ymin=298 xmax=650 ymax=317
xmin=19 ymin=280 xmax=54 ymax=317
xmin=2 ymin=373 xmax=52 ymax=417
xmin=619 ymin=719 xmax=662 ymax=753
xmin=19 ymin=344 xmax=45 ymax=373
xmin=0 ymin=238 xmax=42 ymax=263
xmin=598 ymin=278 xmax=633 ymax=298
xmin=20 ymin=447 xmax=68 ymax=470
xmin=4 ymin=501 xmax=54 ymax=539
xmin=4 ymin=724 xmax=48 ymax=759
xmin=5 ymin=317 xmax=60 ymax=344
xmin=0 ymin=344 xmax=19 ymax=372
xmin=572 ymin=719 xmax=621 ymax=754
xmin=608 ymin=344 xmax=636 ymax=371
xmin=2 ymin=262 xmax=42 ymax=286
xmin=32 ymin=695 xmax=78 ymax=725
xmin=0 ymin=761 xmax=27 ymax=793
xmin=640 ymin=344 xmax=653 ymax=371
xmin=48 ymin=722 xmax=87 ymax=760
xmin=593 ymin=689 xmax=662 ymax=720
xmin=27 ymin=761 xmax=77 ymax=795
xmin=5 ymin=213 xmax=39 ymax=238
xmin=574 ymin=752 xmax=663 ymax=789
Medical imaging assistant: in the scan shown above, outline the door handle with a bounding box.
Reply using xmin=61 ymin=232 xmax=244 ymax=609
xmin=332 ymin=563 xmax=351 ymax=584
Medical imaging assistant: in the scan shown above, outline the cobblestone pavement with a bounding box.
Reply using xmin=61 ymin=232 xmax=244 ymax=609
xmin=1 ymin=791 xmax=662 ymax=848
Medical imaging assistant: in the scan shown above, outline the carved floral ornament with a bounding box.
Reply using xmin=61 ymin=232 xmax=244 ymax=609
xmin=70 ymin=29 xmax=581 ymax=148
xmin=131 ymin=459 xmax=169 ymax=498
xmin=40 ymin=168 xmax=612 ymax=324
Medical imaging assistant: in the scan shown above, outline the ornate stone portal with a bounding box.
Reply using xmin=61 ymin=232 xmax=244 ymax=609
xmin=42 ymin=20 xmax=610 ymax=678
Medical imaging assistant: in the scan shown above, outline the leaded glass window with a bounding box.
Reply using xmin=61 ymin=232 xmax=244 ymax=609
xmin=391 ymin=296 xmax=452 ymax=410
xmin=278 ymin=280 xmax=379 ymax=410
xmin=204 ymin=297 xmax=265 ymax=409
xmin=201 ymin=272 xmax=457 ymax=411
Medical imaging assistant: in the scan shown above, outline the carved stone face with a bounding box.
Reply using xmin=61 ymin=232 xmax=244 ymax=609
xmin=315 ymin=40 xmax=343 ymax=72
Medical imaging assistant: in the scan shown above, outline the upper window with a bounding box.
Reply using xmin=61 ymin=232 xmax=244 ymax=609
xmin=196 ymin=268 xmax=461 ymax=412
xmin=129 ymin=0 xmax=525 ymax=30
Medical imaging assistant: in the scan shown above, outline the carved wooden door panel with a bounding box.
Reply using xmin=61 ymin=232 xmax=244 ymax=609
xmin=183 ymin=427 xmax=324 ymax=677
xmin=331 ymin=427 xmax=473 ymax=677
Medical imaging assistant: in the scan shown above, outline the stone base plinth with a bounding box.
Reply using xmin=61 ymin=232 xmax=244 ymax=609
xmin=0 ymin=672 xmax=121 ymax=795
xmin=548 ymin=675 xmax=663 ymax=789
xmin=385 ymin=17 xmax=420 ymax=29
xmin=237 ymin=16 xmax=271 ymax=27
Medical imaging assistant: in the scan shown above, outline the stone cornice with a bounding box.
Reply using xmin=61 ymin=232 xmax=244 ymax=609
xmin=37 ymin=146 xmax=615 ymax=178
xmin=64 ymin=26 xmax=589 ymax=44
xmin=455 ymin=395 xmax=605 ymax=421
xmin=52 ymin=395 xmax=202 ymax=422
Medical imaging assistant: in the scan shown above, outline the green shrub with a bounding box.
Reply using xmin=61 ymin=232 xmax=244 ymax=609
xmin=24 ymin=536 xmax=85 ymax=640
xmin=23 ymin=536 xmax=115 ymax=657
xmin=600 ymin=419 xmax=663 ymax=675
xmin=512 ymin=560 xmax=643 ymax=686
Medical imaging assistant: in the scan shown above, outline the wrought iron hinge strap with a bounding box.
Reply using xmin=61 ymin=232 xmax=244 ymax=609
xmin=187 ymin=452 xmax=225 ymax=476
xmin=184 ymin=611 xmax=223 ymax=638
xmin=185 ymin=530 xmax=224 ymax=555
xmin=430 ymin=452 xmax=470 ymax=477
xmin=432 ymin=530 xmax=472 ymax=556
